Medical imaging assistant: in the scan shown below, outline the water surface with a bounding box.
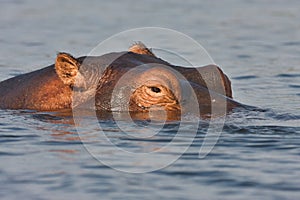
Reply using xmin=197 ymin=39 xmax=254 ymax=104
xmin=0 ymin=0 xmax=300 ymax=199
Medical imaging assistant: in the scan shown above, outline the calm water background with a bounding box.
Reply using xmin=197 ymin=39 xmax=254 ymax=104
xmin=1 ymin=0 xmax=300 ymax=199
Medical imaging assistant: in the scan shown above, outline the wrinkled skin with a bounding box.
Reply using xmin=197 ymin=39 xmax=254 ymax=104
xmin=0 ymin=43 xmax=240 ymax=119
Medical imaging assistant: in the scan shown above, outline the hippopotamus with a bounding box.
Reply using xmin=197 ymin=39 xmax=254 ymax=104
xmin=0 ymin=42 xmax=239 ymax=119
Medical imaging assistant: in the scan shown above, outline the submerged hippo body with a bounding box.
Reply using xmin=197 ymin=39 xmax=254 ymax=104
xmin=0 ymin=43 xmax=239 ymax=118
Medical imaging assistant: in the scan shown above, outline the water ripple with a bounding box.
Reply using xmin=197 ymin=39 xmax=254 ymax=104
xmin=276 ymin=73 xmax=300 ymax=78
xmin=282 ymin=41 xmax=300 ymax=46
xmin=232 ymin=75 xmax=258 ymax=80
xmin=289 ymin=84 xmax=300 ymax=88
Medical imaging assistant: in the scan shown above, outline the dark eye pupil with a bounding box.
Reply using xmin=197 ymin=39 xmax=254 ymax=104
xmin=150 ymin=87 xmax=161 ymax=93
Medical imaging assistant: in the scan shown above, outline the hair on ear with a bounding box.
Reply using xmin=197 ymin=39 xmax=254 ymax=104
xmin=55 ymin=52 xmax=80 ymax=86
xmin=128 ymin=41 xmax=156 ymax=57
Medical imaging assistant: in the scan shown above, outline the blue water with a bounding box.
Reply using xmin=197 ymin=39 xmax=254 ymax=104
xmin=1 ymin=0 xmax=300 ymax=199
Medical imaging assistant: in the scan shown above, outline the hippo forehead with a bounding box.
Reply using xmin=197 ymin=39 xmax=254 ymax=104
xmin=76 ymin=52 xmax=177 ymax=93
xmin=74 ymin=52 xmax=167 ymax=88
xmin=77 ymin=52 xmax=170 ymax=72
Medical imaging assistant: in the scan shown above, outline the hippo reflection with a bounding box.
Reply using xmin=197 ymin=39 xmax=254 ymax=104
xmin=0 ymin=43 xmax=239 ymax=118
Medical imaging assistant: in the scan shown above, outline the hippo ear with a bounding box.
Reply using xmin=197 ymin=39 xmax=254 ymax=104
xmin=128 ymin=42 xmax=156 ymax=57
xmin=55 ymin=52 xmax=81 ymax=86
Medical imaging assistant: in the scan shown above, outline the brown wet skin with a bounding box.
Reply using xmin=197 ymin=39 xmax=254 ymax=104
xmin=0 ymin=42 xmax=240 ymax=119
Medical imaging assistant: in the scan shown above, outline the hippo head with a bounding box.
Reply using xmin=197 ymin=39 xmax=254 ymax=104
xmin=54 ymin=43 xmax=235 ymax=119
xmin=0 ymin=42 xmax=237 ymax=119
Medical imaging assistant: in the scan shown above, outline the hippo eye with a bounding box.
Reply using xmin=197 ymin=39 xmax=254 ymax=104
xmin=150 ymin=86 xmax=161 ymax=93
